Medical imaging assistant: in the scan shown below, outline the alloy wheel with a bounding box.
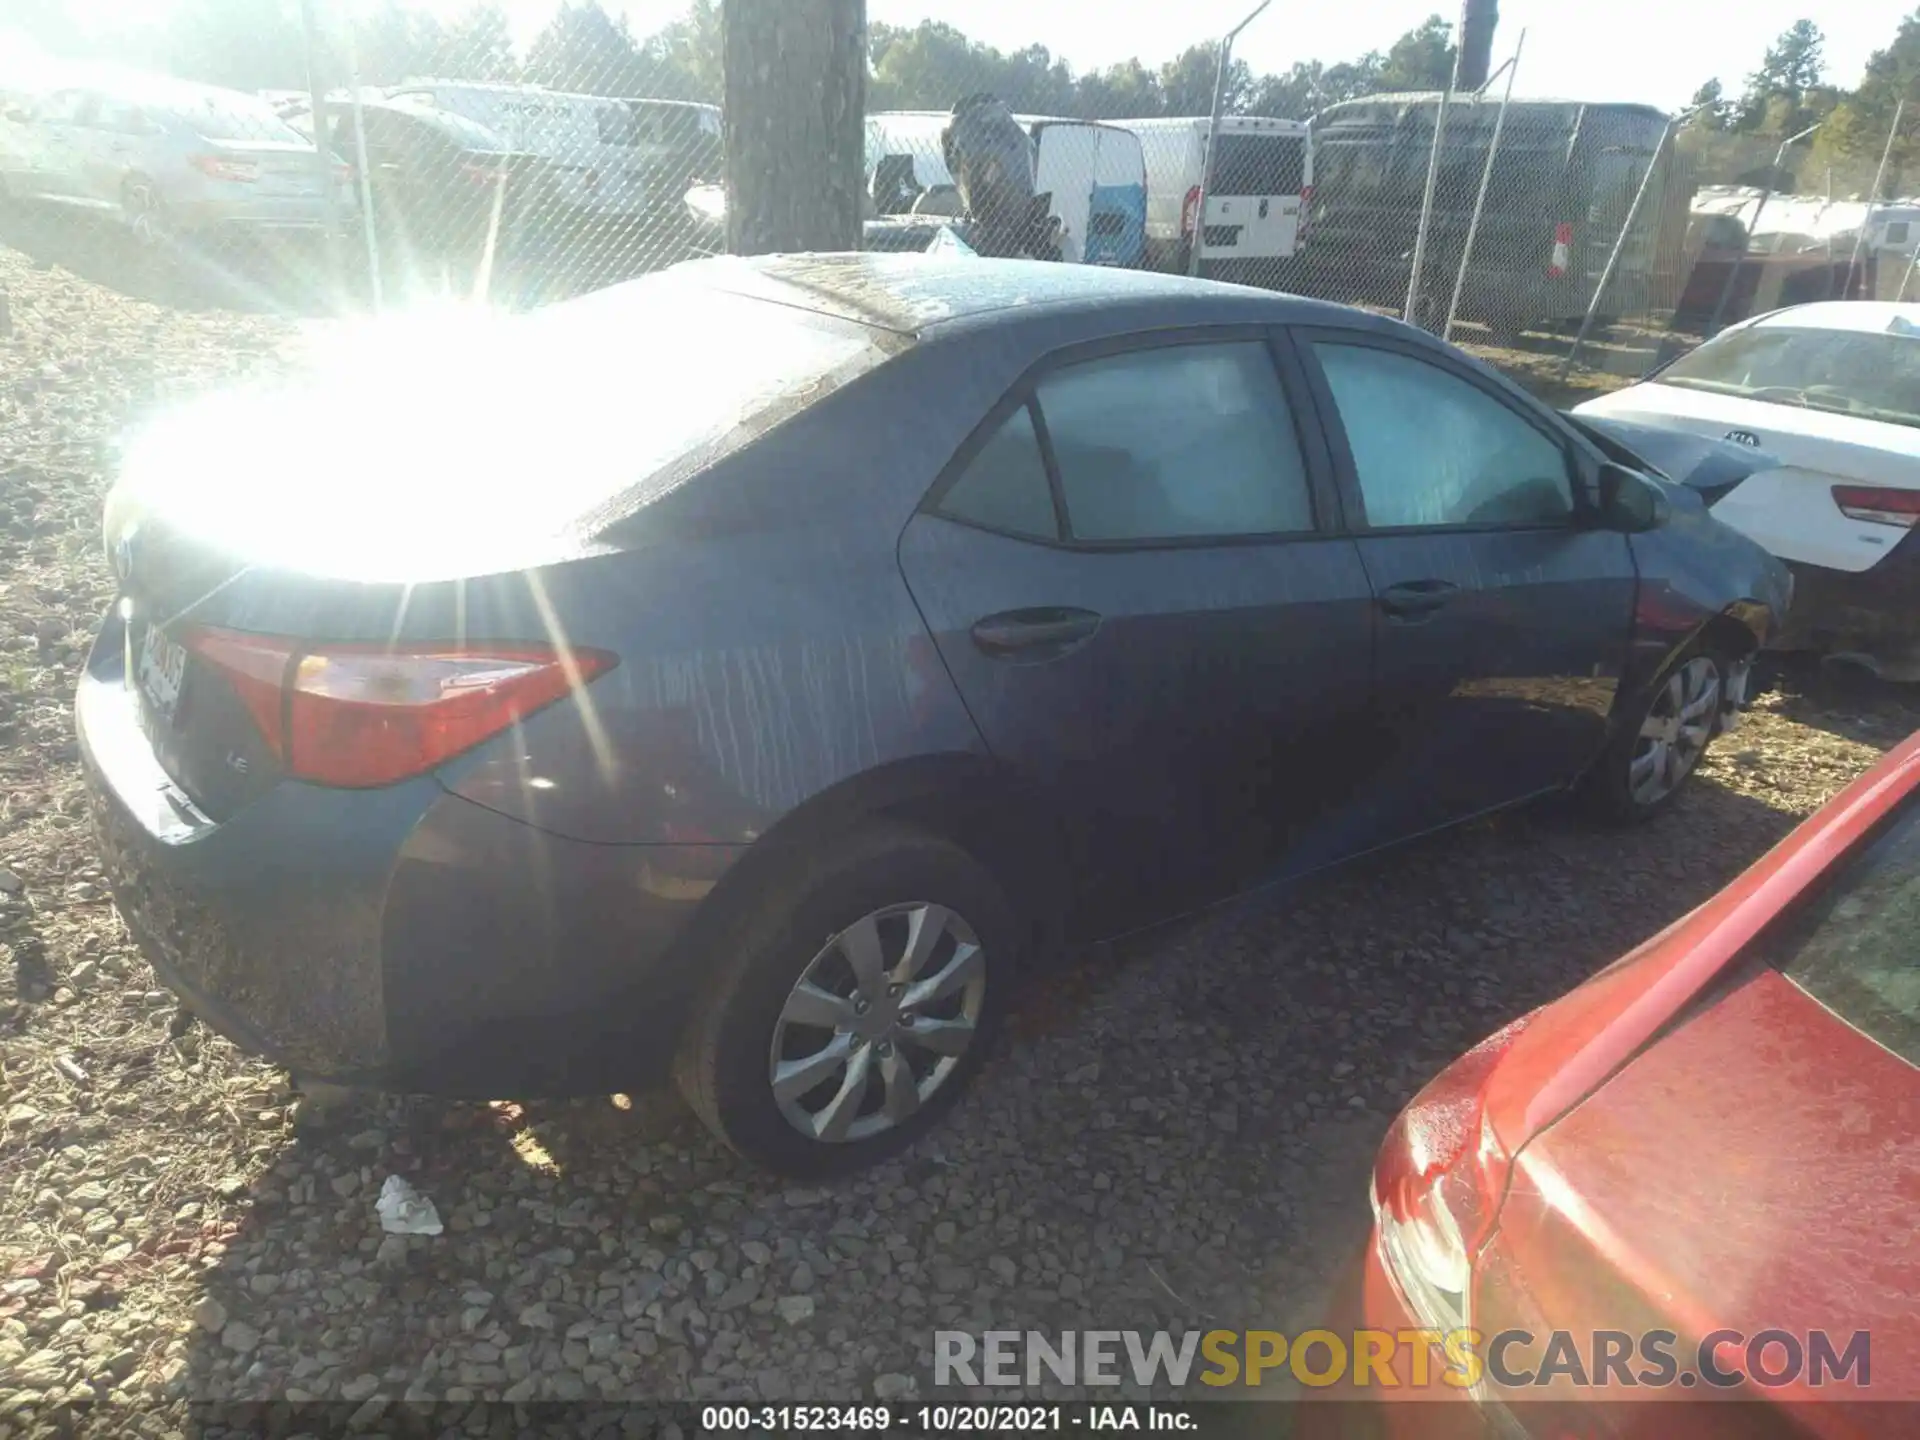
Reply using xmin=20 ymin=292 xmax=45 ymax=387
xmin=1629 ymin=656 xmax=1721 ymax=806
xmin=768 ymin=902 xmax=987 ymax=1144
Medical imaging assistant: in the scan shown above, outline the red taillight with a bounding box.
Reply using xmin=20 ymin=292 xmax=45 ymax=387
xmin=190 ymin=154 xmax=259 ymax=184
xmin=1371 ymin=1013 xmax=1534 ymax=1331
xmin=1182 ymin=184 xmax=1202 ymax=236
xmin=460 ymin=159 xmax=507 ymax=186
xmin=1548 ymin=221 xmax=1573 ymax=277
xmin=182 ymin=629 xmax=616 ymax=788
xmin=1833 ymin=484 xmax=1920 ymax=529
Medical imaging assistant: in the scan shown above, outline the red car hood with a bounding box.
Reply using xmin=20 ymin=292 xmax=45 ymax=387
xmin=1493 ymin=968 xmax=1920 ymax=1407
xmin=1462 ymin=732 xmax=1920 ymax=1423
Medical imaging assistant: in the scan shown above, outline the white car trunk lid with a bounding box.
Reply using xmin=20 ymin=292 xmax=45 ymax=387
xmin=1581 ymin=382 xmax=1920 ymax=573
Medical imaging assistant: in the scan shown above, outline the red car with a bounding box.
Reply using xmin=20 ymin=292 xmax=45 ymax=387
xmin=1337 ymin=730 xmax=1920 ymax=1437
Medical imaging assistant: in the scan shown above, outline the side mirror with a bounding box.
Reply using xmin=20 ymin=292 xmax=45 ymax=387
xmin=1596 ymin=463 xmax=1670 ymax=533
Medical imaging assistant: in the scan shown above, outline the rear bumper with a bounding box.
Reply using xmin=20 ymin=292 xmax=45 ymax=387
xmin=167 ymin=195 xmax=348 ymax=236
xmin=1771 ymin=524 xmax=1920 ymax=663
xmin=78 ymin=650 xmax=743 ymax=1096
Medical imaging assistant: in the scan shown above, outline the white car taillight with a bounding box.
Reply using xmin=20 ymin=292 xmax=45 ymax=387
xmin=1832 ymin=484 xmax=1920 ymax=528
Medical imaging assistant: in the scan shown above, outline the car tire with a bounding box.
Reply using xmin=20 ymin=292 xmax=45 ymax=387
xmin=673 ymin=822 xmax=1019 ymax=1177
xmin=1581 ymin=642 xmax=1731 ymax=823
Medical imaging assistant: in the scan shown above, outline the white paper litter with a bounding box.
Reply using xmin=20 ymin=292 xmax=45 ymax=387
xmin=375 ymin=1174 xmax=443 ymax=1236
xmin=926 ymin=225 xmax=978 ymax=257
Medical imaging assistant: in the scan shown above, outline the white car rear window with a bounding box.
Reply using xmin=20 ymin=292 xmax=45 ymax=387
xmin=1657 ymin=325 xmax=1920 ymax=430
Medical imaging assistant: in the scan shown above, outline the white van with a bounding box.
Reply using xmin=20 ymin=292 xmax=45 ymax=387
xmin=863 ymin=110 xmax=1148 ymax=266
xmin=1113 ymin=114 xmax=1311 ymax=277
xmin=384 ymin=81 xmax=718 ymax=218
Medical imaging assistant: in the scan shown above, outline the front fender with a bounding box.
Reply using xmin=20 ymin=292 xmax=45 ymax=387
xmin=1623 ymin=480 xmax=1793 ymax=699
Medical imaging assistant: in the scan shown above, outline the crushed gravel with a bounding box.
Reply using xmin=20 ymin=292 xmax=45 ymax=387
xmin=3 ymin=229 xmax=1918 ymax=1421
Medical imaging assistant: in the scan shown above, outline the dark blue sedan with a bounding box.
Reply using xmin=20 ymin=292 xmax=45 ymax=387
xmin=80 ymin=255 xmax=1791 ymax=1175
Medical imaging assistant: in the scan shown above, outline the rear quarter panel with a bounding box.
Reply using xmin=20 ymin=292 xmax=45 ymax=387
xmin=440 ymin=336 xmax=1035 ymax=846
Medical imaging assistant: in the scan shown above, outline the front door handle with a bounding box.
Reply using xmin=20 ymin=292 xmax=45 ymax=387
xmin=969 ymin=607 xmax=1102 ymax=659
xmin=1377 ymin=579 xmax=1460 ymax=621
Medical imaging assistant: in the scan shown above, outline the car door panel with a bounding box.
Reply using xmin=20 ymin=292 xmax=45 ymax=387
xmin=898 ymin=331 xmax=1382 ymax=935
xmin=901 ymin=515 xmax=1378 ymax=932
xmin=1290 ymin=328 xmax=1638 ymax=844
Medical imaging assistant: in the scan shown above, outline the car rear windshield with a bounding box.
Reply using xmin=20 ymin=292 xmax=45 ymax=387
xmin=1209 ymin=134 xmax=1305 ymax=196
xmin=118 ymin=267 xmax=900 ymax=581
xmin=167 ymin=92 xmax=310 ymax=144
xmin=385 ymin=102 xmax=512 ymax=153
xmin=1656 ymin=324 xmax=1920 ymax=429
xmin=1765 ymin=795 xmax=1920 ymax=1066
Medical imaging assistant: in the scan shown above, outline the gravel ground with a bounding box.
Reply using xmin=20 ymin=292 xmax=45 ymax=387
xmin=3 ymin=229 xmax=1919 ymax=1422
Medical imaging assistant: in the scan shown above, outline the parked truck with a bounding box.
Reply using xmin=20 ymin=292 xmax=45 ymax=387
xmin=1301 ymin=93 xmax=1693 ymax=337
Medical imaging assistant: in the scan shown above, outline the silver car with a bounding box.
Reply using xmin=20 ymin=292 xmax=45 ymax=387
xmin=0 ymin=73 xmax=351 ymax=245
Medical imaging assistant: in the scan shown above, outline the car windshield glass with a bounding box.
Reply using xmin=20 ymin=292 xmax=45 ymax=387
xmin=167 ymin=92 xmax=309 ymax=144
xmin=1766 ymin=795 xmax=1920 ymax=1067
xmin=1655 ymin=325 xmax=1920 ymax=428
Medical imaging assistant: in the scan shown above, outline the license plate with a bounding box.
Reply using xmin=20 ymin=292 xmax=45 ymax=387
xmin=134 ymin=623 xmax=188 ymax=727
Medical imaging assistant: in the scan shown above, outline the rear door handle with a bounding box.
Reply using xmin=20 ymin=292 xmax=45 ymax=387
xmin=969 ymin=607 xmax=1102 ymax=658
xmin=1377 ymin=579 xmax=1460 ymax=621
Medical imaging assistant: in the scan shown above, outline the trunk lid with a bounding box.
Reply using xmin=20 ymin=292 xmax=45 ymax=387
xmin=1578 ymin=384 xmax=1920 ymax=572
xmin=203 ymin=136 xmax=328 ymax=194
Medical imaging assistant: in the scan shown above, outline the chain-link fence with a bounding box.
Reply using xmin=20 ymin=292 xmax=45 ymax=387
xmin=2 ymin=3 xmax=1913 ymax=381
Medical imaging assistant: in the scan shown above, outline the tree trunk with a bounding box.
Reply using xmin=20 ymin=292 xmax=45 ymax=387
xmin=1456 ymin=0 xmax=1499 ymax=92
xmin=723 ymin=0 xmax=865 ymax=256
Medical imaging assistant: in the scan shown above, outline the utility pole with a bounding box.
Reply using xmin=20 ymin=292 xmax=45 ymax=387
xmin=298 ymin=0 xmax=342 ymax=301
xmin=723 ymin=0 xmax=866 ymax=255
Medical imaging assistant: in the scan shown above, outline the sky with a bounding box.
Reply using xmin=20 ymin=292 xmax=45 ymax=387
xmin=857 ymin=0 xmax=1914 ymax=110
xmin=26 ymin=0 xmax=1920 ymax=113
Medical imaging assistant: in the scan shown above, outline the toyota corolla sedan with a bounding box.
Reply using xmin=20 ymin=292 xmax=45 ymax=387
xmin=1575 ymin=303 xmax=1920 ymax=681
xmin=1340 ymin=729 xmax=1920 ymax=1435
xmin=81 ymin=255 xmax=1789 ymax=1175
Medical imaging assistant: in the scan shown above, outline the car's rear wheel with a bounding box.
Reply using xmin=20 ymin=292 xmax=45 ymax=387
xmin=674 ymin=822 xmax=1017 ymax=1176
xmin=1583 ymin=645 xmax=1728 ymax=822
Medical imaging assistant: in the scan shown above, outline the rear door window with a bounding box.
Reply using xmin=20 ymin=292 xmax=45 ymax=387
xmin=1209 ymin=133 xmax=1305 ymax=196
xmin=937 ymin=406 xmax=1060 ymax=541
xmin=1768 ymin=798 xmax=1920 ymax=1065
xmin=1034 ymin=341 xmax=1315 ymax=542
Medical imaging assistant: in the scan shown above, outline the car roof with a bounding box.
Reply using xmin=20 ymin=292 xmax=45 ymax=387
xmin=1750 ymin=300 xmax=1920 ymax=335
xmin=691 ymin=252 xmax=1359 ymax=339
